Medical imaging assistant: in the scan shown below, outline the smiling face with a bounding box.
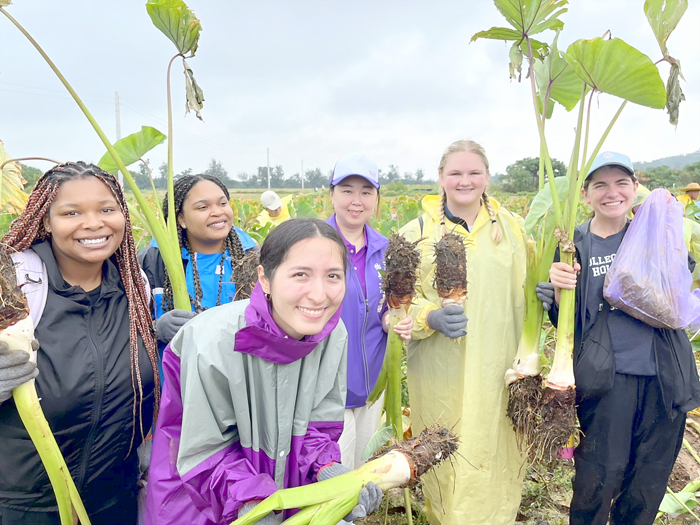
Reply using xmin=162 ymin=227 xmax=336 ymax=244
xmin=439 ymin=151 xmax=490 ymax=214
xmin=258 ymin=236 xmax=346 ymax=340
xmin=44 ymin=176 xmax=126 ymax=273
xmin=178 ymin=180 xmax=234 ymax=254
xmin=330 ymin=175 xmax=378 ymax=231
xmin=583 ymin=166 xmax=638 ymax=222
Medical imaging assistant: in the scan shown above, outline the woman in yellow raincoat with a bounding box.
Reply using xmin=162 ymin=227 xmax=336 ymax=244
xmin=398 ymin=140 xmax=526 ymax=524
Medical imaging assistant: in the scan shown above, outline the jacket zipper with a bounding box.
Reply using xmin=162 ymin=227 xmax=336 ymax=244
xmin=355 ymin=270 xmax=371 ymax=399
xmin=77 ymin=304 xmax=106 ymax=490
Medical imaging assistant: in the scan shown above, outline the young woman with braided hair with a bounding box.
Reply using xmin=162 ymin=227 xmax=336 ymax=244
xmin=0 ymin=161 xmax=158 ymax=524
xmin=138 ymin=174 xmax=258 ymax=348
xmin=398 ymin=140 xmax=527 ymax=524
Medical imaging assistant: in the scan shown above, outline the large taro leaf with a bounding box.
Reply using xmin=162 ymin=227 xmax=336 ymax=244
xmin=146 ymin=0 xmax=201 ymax=57
xmin=563 ymin=37 xmax=666 ymax=109
xmin=471 ymin=0 xmax=565 ymax=80
xmin=644 ymin=0 xmax=687 ymax=57
xmin=524 ymin=176 xmax=569 ymax=234
xmin=493 ymin=0 xmax=568 ymax=37
xmin=97 ymin=126 xmax=166 ymax=174
xmin=534 ymin=31 xmax=587 ymax=113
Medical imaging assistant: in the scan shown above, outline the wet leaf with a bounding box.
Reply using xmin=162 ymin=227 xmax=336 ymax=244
xmin=665 ymin=60 xmax=685 ymax=126
xmin=644 ymin=0 xmax=687 ymax=57
xmin=146 ymin=0 xmax=201 ymax=56
xmin=183 ymin=59 xmax=204 ymax=120
xmin=97 ymin=126 xmax=167 ymax=174
xmin=534 ymin=31 xmax=587 ymax=112
xmin=563 ymin=37 xmax=666 ymax=109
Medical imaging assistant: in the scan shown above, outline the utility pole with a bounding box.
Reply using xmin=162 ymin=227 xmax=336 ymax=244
xmin=301 ymin=160 xmax=304 ymax=190
xmin=115 ymin=91 xmax=122 ymax=185
xmin=267 ymin=147 xmax=270 ymax=190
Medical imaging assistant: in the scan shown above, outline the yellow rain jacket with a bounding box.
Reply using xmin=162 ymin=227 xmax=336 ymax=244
xmin=399 ymin=195 xmax=526 ymax=525
xmin=257 ymin=194 xmax=293 ymax=227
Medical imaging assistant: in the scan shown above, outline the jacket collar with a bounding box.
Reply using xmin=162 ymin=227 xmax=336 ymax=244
xmin=234 ymin=282 xmax=342 ymax=364
xmin=421 ymin=194 xmax=502 ymax=235
xmin=32 ymin=240 xmax=124 ymax=301
xmin=327 ymin=215 xmax=387 ymax=256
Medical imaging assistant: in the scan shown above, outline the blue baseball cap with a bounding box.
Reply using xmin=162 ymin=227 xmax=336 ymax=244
xmin=585 ymin=151 xmax=636 ymax=181
xmin=330 ymin=154 xmax=380 ymax=189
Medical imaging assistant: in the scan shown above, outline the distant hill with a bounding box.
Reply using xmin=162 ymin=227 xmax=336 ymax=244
xmin=634 ymin=149 xmax=700 ymax=170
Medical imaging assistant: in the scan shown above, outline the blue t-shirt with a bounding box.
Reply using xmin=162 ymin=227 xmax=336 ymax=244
xmin=585 ymin=229 xmax=656 ymax=376
xmin=152 ymin=226 xmax=257 ymax=317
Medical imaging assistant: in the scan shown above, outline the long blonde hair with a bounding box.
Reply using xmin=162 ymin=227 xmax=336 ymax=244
xmin=437 ymin=140 xmax=502 ymax=245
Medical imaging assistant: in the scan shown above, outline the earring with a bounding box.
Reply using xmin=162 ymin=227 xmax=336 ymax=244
xmin=264 ymin=293 xmax=271 ymax=301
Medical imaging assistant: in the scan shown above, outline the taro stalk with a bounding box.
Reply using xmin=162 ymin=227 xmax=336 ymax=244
xmin=0 ymin=0 xmax=204 ymax=311
xmin=504 ymin=177 xmax=566 ymax=456
xmin=0 ymin=246 xmax=91 ymax=525
xmin=230 ymin=425 xmax=459 ymax=525
xmin=472 ymin=0 xmax=683 ymax=460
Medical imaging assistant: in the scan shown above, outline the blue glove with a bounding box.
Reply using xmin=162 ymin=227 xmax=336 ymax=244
xmin=427 ymin=304 xmax=468 ymax=338
xmin=536 ymin=282 xmax=556 ymax=311
xmin=156 ymin=309 xmax=195 ymax=343
xmin=238 ymin=501 xmax=278 ymax=524
xmin=318 ymin=463 xmax=383 ymax=521
xmin=0 ymin=340 xmax=39 ymax=404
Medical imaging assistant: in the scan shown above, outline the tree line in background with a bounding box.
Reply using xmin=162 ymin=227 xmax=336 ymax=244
xmin=18 ymin=154 xmax=700 ymax=194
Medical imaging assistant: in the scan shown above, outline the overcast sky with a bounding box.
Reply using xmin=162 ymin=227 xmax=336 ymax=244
xmin=1 ymin=0 xmax=698 ymax=183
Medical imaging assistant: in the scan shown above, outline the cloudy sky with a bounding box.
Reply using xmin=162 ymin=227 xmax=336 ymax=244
xmin=1 ymin=0 xmax=698 ymax=183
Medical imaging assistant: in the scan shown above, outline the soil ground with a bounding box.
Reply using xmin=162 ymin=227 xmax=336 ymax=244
xmin=358 ymin=413 xmax=700 ymax=525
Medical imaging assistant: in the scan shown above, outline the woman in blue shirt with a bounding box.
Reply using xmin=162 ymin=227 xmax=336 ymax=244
xmin=139 ymin=174 xmax=258 ymax=345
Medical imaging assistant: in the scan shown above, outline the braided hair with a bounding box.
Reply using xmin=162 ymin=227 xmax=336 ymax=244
xmin=2 ymin=161 xmax=160 ymax=450
xmin=437 ymin=139 xmax=503 ymax=245
xmin=161 ymin=174 xmax=245 ymax=313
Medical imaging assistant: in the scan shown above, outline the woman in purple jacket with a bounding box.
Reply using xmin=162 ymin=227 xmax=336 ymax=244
xmin=327 ymin=154 xmax=413 ymax=470
xmin=146 ymin=219 xmax=383 ymax=524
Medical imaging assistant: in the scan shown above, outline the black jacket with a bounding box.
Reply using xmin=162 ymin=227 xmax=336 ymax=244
xmin=549 ymin=220 xmax=700 ymax=419
xmin=0 ymin=241 xmax=154 ymax=513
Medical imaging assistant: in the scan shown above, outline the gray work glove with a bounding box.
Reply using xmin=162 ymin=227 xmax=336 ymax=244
xmin=238 ymin=501 xmax=278 ymax=524
xmin=427 ymin=304 xmax=468 ymax=339
xmin=156 ymin=309 xmax=195 ymax=343
xmin=536 ymin=282 xmax=556 ymax=311
xmin=317 ymin=463 xmax=383 ymax=521
xmin=0 ymin=340 xmax=39 ymax=404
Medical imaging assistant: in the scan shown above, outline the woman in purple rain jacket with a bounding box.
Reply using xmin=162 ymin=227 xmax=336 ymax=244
xmin=146 ymin=219 xmax=383 ymax=524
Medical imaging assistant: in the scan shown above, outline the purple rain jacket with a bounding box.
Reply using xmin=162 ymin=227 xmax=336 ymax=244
xmin=327 ymin=216 xmax=389 ymax=409
xmin=145 ymin=283 xmax=348 ymax=525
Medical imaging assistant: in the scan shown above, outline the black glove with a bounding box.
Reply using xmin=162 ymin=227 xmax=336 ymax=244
xmin=317 ymin=463 xmax=383 ymax=521
xmin=156 ymin=309 xmax=196 ymax=343
xmin=0 ymin=341 xmax=39 ymax=404
xmin=535 ymin=282 xmax=556 ymax=311
xmin=427 ymin=305 xmax=468 ymax=339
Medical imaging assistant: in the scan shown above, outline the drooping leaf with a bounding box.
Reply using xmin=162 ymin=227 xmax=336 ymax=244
xmin=665 ymin=60 xmax=685 ymax=126
xmin=534 ymin=31 xmax=587 ymax=112
xmin=493 ymin=0 xmax=568 ymax=37
xmin=0 ymin=141 xmax=28 ymax=214
xmin=146 ymin=0 xmax=201 ymax=57
xmin=562 ymin=37 xmax=666 ymax=109
xmin=470 ymin=26 xmax=523 ymax=42
xmin=97 ymin=126 xmax=167 ymax=174
xmin=644 ymin=0 xmax=688 ymax=57
xmin=658 ymin=491 xmax=696 ymax=514
xmin=183 ymin=59 xmax=204 ymax=120
xmin=509 ymin=42 xmax=524 ymax=81
xmin=524 ymin=177 xmax=569 ymax=234
xmin=361 ymin=423 xmax=394 ymax=461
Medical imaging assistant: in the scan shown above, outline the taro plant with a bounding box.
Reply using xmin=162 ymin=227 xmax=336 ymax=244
xmin=472 ymin=0 xmax=687 ymax=461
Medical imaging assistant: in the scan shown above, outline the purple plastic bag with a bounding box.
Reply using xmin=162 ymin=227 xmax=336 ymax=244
xmin=604 ymin=188 xmax=700 ymax=329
